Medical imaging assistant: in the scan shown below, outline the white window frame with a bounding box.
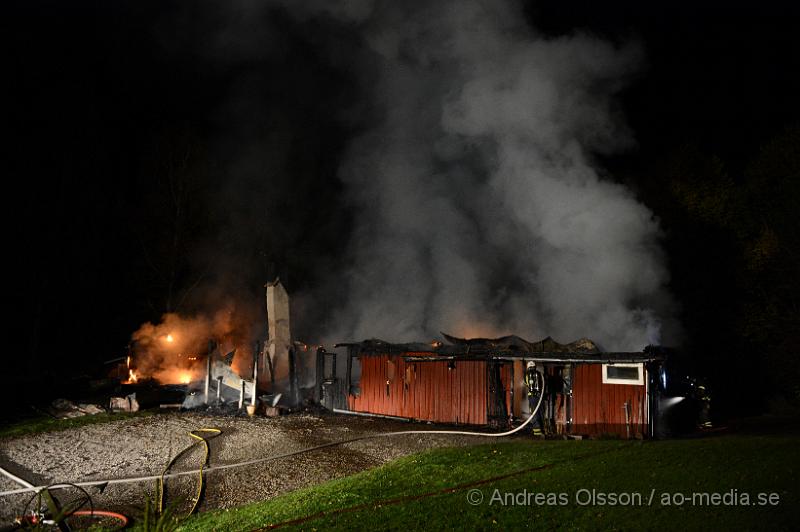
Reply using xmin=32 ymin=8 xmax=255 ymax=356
xmin=602 ymin=363 xmax=644 ymax=385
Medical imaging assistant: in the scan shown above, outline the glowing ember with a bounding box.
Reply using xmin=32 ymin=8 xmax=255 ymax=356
xmin=165 ymin=334 xmax=174 ymax=343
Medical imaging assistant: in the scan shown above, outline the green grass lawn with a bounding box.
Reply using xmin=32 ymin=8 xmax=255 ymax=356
xmin=178 ymin=434 xmax=798 ymax=531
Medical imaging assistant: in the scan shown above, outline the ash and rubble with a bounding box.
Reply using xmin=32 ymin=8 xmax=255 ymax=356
xmin=0 ymin=411 xmax=498 ymax=522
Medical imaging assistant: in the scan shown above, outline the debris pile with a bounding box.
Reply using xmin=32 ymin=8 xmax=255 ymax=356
xmin=47 ymin=399 xmax=105 ymax=419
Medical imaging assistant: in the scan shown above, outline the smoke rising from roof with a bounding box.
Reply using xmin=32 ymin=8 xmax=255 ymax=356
xmin=275 ymin=0 xmax=673 ymax=350
xmin=162 ymin=0 xmax=674 ymax=353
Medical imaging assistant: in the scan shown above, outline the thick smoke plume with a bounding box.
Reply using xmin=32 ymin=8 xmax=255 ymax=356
xmin=291 ymin=0 xmax=672 ymax=350
xmin=135 ymin=0 xmax=674 ymax=359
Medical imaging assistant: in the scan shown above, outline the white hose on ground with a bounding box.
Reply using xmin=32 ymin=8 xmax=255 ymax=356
xmin=0 ymin=391 xmax=544 ymax=498
xmin=368 ymin=385 xmax=545 ymax=438
xmin=0 ymin=465 xmax=35 ymax=489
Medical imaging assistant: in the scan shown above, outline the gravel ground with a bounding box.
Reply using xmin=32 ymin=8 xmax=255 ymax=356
xmin=0 ymin=411 xmax=513 ymax=523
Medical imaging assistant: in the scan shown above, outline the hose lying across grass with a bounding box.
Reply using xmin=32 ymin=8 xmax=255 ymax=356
xmin=0 ymin=391 xmax=543 ymax=500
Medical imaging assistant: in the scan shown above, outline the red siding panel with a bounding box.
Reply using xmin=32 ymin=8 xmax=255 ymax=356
xmin=348 ymin=354 xmax=489 ymax=425
xmin=572 ymin=364 xmax=647 ymax=437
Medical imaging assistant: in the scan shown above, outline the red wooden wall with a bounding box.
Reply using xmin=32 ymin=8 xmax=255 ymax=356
xmin=348 ymin=355 xmax=649 ymax=437
xmin=572 ymin=364 xmax=648 ymax=437
xmin=348 ymin=354 xmax=488 ymax=425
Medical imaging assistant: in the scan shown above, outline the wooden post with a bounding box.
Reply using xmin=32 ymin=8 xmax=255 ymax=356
xmin=345 ymin=347 xmax=353 ymax=395
xmin=204 ymin=340 xmax=214 ymax=405
xmin=252 ymin=341 xmax=259 ymax=407
xmin=510 ymin=361 xmax=515 ymax=422
xmin=315 ymin=347 xmax=325 ymax=402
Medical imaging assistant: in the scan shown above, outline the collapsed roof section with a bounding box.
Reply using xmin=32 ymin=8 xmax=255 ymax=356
xmin=336 ymin=333 xmax=664 ymax=364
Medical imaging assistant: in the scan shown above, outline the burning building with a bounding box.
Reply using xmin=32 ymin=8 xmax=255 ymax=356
xmin=110 ymin=280 xmax=297 ymax=411
xmin=317 ymin=334 xmax=664 ymax=439
xmin=114 ymin=280 xmax=670 ymax=435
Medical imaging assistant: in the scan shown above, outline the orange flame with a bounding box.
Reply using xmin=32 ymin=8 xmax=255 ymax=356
xmin=124 ymin=369 xmax=139 ymax=384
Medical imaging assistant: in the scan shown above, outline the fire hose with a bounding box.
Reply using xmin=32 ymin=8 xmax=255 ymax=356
xmin=0 ymin=390 xmax=544 ymax=501
xmin=158 ymin=428 xmax=221 ymax=515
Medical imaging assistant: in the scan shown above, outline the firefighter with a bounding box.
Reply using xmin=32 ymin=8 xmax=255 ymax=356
xmin=524 ymin=361 xmax=545 ymax=437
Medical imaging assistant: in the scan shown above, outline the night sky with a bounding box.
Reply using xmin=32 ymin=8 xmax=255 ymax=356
xmin=6 ymin=0 xmax=800 ymax=418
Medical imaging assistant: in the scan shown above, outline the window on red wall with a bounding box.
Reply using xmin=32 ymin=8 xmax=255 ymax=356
xmin=602 ymin=363 xmax=644 ymax=385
